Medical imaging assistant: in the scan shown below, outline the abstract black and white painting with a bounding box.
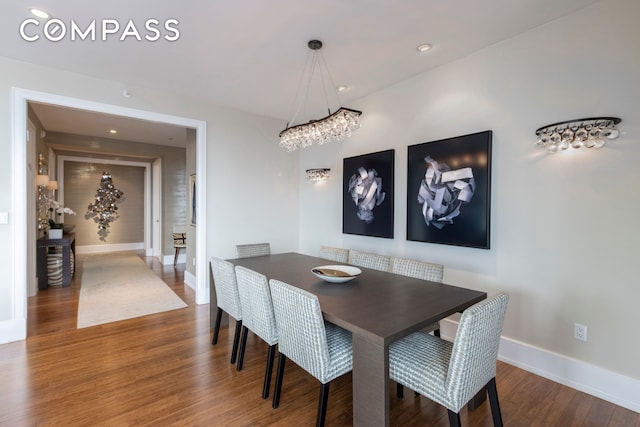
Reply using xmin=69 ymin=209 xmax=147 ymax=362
xmin=343 ymin=149 xmax=394 ymax=238
xmin=407 ymin=131 xmax=491 ymax=249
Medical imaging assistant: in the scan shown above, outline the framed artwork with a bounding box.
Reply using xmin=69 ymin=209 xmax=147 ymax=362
xmin=407 ymin=130 xmax=492 ymax=249
xmin=343 ymin=149 xmax=394 ymax=238
xmin=189 ymin=174 xmax=196 ymax=226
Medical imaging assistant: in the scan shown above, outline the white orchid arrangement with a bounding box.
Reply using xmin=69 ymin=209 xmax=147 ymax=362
xmin=48 ymin=200 xmax=76 ymax=228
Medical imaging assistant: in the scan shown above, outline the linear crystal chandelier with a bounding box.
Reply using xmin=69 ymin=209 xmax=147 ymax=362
xmin=535 ymin=117 xmax=621 ymax=154
xmin=279 ymin=40 xmax=362 ymax=152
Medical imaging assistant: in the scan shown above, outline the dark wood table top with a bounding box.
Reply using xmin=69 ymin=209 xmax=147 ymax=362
xmin=37 ymin=232 xmax=75 ymax=246
xmin=227 ymin=252 xmax=486 ymax=346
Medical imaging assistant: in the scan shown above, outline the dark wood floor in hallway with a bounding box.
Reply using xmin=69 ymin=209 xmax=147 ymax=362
xmin=0 ymin=253 xmax=636 ymax=426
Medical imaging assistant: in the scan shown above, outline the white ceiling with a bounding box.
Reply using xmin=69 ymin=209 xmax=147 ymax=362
xmin=2 ymin=0 xmax=600 ymax=145
xmin=30 ymin=102 xmax=189 ymax=148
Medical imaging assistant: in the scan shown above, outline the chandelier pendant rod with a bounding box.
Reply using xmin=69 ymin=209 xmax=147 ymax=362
xmin=285 ymin=49 xmax=314 ymax=129
xmin=316 ymin=50 xmax=333 ymax=117
xmin=318 ymin=49 xmax=343 ymax=116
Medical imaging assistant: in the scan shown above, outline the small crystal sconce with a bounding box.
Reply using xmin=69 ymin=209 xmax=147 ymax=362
xmin=305 ymin=168 xmax=331 ymax=183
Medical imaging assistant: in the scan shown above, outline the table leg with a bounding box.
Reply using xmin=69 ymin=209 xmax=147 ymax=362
xmin=62 ymin=244 xmax=71 ymax=287
xmin=37 ymin=245 xmax=48 ymax=290
xmin=352 ymin=335 xmax=389 ymax=427
xmin=71 ymin=239 xmax=76 ymax=275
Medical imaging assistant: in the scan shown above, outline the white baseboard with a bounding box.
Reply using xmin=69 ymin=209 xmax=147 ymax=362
xmin=184 ymin=270 xmax=196 ymax=291
xmin=440 ymin=319 xmax=640 ymax=413
xmin=161 ymin=253 xmax=186 ymax=266
xmin=184 ymin=270 xmax=209 ymax=305
xmin=0 ymin=318 xmax=26 ymax=344
xmin=196 ymin=287 xmax=209 ymax=306
xmin=76 ymin=242 xmax=144 ymax=254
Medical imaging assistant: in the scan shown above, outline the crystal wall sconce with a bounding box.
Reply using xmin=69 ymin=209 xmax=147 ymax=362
xmin=305 ymin=168 xmax=331 ymax=183
xmin=535 ymin=117 xmax=621 ymax=154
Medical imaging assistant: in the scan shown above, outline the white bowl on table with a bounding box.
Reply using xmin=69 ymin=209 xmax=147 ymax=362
xmin=311 ymin=265 xmax=362 ymax=283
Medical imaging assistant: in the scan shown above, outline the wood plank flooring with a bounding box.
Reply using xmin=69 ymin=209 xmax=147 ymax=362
xmin=0 ymin=253 xmax=636 ymax=426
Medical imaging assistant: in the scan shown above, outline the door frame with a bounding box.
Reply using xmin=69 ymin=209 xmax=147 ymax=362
xmin=26 ymin=119 xmax=37 ymax=298
xmin=9 ymin=87 xmax=208 ymax=342
xmin=152 ymin=158 xmax=162 ymax=260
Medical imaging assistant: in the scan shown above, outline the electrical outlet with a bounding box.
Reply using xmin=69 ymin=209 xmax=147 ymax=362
xmin=574 ymin=323 xmax=588 ymax=342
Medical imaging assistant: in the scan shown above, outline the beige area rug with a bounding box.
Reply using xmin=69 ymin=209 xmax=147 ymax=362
xmin=77 ymin=252 xmax=187 ymax=328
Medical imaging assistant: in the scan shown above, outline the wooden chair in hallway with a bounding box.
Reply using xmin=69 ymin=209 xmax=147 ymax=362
xmin=172 ymin=225 xmax=186 ymax=266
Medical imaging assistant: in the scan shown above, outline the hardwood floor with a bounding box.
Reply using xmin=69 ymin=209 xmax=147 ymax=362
xmin=0 ymin=253 xmax=636 ymax=426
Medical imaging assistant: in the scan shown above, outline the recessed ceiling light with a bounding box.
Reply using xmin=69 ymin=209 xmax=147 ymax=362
xmin=29 ymin=8 xmax=50 ymax=19
xmin=109 ymin=129 xmax=117 ymax=134
xmin=416 ymin=43 xmax=432 ymax=53
xmin=336 ymin=85 xmax=348 ymax=92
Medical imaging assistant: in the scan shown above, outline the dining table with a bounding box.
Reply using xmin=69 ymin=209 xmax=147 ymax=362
xmin=225 ymin=252 xmax=487 ymax=427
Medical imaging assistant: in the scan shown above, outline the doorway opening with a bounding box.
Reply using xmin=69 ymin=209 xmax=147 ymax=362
xmin=9 ymin=88 xmax=208 ymax=342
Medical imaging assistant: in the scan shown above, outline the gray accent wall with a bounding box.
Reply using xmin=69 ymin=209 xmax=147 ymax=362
xmin=63 ymin=163 xmax=144 ymax=245
xmin=45 ymin=131 xmax=187 ymax=256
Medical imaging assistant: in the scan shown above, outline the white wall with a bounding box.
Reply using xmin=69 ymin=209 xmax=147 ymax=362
xmin=0 ymin=56 xmax=299 ymax=326
xmin=205 ymin=109 xmax=300 ymax=260
xmin=299 ymin=0 xmax=640 ymax=396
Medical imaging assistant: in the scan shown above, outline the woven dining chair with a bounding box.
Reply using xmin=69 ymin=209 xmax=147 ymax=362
xmin=390 ymin=293 xmax=509 ymax=427
xmin=210 ymin=257 xmax=243 ymax=364
xmin=172 ymin=224 xmax=187 ymax=267
xmin=234 ymin=266 xmax=279 ymax=399
xmin=318 ymin=246 xmax=349 ymax=263
xmin=392 ymin=257 xmax=444 ymax=282
xmin=392 ymin=257 xmax=444 ymax=337
xmin=269 ymin=279 xmax=353 ymax=427
xmin=236 ymin=243 xmax=271 ymax=258
xmin=350 ymin=251 xmax=391 ymax=272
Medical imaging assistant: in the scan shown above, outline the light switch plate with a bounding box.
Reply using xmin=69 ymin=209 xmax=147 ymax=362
xmin=0 ymin=212 xmax=8 ymax=224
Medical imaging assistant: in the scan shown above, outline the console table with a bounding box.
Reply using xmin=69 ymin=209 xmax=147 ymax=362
xmin=37 ymin=232 xmax=76 ymax=290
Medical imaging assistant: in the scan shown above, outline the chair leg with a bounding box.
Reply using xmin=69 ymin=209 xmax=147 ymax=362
xmin=230 ymin=320 xmax=243 ymax=364
xmin=237 ymin=326 xmax=249 ymax=371
xmin=174 ymin=247 xmax=179 ymax=266
xmin=396 ymin=383 xmax=404 ymax=399
xmin=447 ymin=410 xmax=461 ymax=427
xmin=434 ymin=328 xmax=441 ymax=337
xmin=272 ymin=354 xmax=287 ymax=409
xmin=262 ymin=344 xmax=277 ymax=399
xmin=467 ymin=386 xmax=487 ymax=411
xmin=487 ymin=377 xmax=504 ymax=427
xmin=317 ymin=382 xmax=330 ymax=427
xmin=211 ymin=307 xmax=223 ymax=345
